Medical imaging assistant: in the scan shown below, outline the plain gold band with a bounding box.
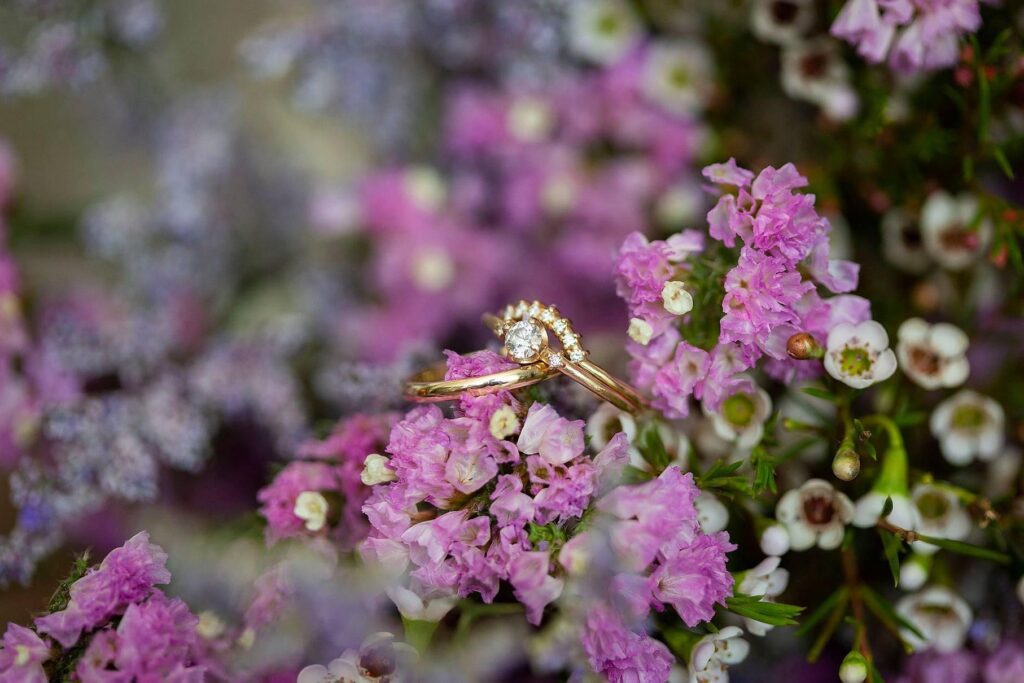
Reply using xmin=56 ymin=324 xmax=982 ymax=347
xmin=403 ymin=362 xmax=559 ymax=402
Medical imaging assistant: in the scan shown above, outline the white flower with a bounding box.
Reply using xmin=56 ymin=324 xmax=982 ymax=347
xmin=921 ymin=191 xmax=993 ymax=271
xmin=930 ymin=390 xmax=1005 ymax=465
xmin=759 ymin=524 xmax=790 ymax=557
xmin=586 ymin=403 xmax=639 ymax=452
xmin=781 ymin=38 xmax=859 ymax=121
xmin=751 ymin=0 xmax=815 ymax=45
xmin=298 ymin=632 xmax=416 ymax=683
xmin=507 ymin=96 xmax=554 ymax=143
xmin=882 ymin=209 xmax=930 ymax=274
xmin=361 ymin=453 xmax=397 ymax=486
xmin=704 ymin=383 xmax=772 ymax=450
xmin=488 ymin=405 xmax=521 ymax=440
xmin=896 ymin=318 xmax=970 ymax=390
xmin=688 ymin=626 xmax=749 ymax=683
xmin=738 ymin=557 xmax=790 ymax=636
xmin=824 ymin=320 xmax=898 ymax=389
xmin=852 ymin=490 xmax=918 ymax=530
xmin=642 ymin=41 xmax=712 ymax=115
xmin=293 ymin=491 xmax=329 ymax=532
xmin=662 ymin=281 xmax=694 ymax=316
xmin=567 ymin=0 xmax=642 ymax=65
xmin=899 ymin=554 xmax=930 ymax=591
xmin=695 ymin=491 xmax=729 ymax=534
xmin=386 ymin=584 xmax=456 ymax=623
xmin=896 ymin=586 xmax=973 ymax=653
xmin=628 ymin=317 xmax=654 ymax=345
xmin=776 ymin=479 xmax=854 ymax=551
xmin=910 ymin=483 xmax=971 ymax=555
xmin=839 ymin=652 xmax=869 ymax=683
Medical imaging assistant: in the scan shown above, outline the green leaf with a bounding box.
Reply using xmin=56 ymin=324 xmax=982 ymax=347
xmin=994 ymin=147 xmax=1015 ymax=180
xmin=801 ymin=386 xmax=836 ymax=402
xmin=725 ymin=593 xmax=803 ymax=627
xmin=879 ymin=528 xmax=904 ymax=587
xmin=880 ymin=496 xmax=894 ymax=519
xmin=403 ymin=617 xmax=440 ymax=653
xmin=915 ymin=534 xmax=1011 ymax=564
xmin=45 ymin=551 xmax=92 ymax=614
xmin=861 ymin=585 xmax=925 ymax=643
xmin=807 ymin=588 xmax=850 ymax=663
xmin=640 ymin=424 xmax=671 ymax=472
xmin=750 ymin=447 xmax=777 ymax=495
xmin=662 ymin=627 xmax=704 ymax=660
xmin=696 ymin=459 xmax=751 ymax=497
xmin=527 ymin=522 xmax=567 ymax=550
xmin=797 ymin=585 xmax=849 ymax=637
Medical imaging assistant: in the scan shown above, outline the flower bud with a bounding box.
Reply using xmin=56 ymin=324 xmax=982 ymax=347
xmin=627 ymin=317 xmax=654 ymax=345
xmin=759 ymin=523 xmax=790 ymax=557
xmin=661 ymin=281 xmax=694 ymax=316
xmin=786 ymin=332 xmax=821 ymax=360
xmin=832 ymin=448 xmax=861 ymax=481
xmin=839 ymin=652 xmax=869 ymax=683
xmin=900 ymin=555 xmax=929 ymax=591
xmin=362 ymin=453 xmax=397 ymax=486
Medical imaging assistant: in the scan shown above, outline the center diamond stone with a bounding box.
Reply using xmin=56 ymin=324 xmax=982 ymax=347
xmin=505 ymin=320 xmax=545 ymax=362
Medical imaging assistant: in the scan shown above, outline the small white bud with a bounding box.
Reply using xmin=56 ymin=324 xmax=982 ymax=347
xmin=695 ymin=492 xmax=729 ymax=534
xmin=759 ymin=524 xmax=790 ymax=557
xmin=627 ymin=317 xmax=654 ymax=345
xmin=361 ymin=453 xmax=397 ymax=486
xmin=839 ymin=652 xmax=868 ymax=683
xmin=900 ymin=556 xmax=929 ymax=592
xmin=661 ymin=281 xmax=694 ymax=316
xmin=293 ymin=491 xmax=329 ymax=532
xmin=489 ymin=405 xmax=521 ymax=440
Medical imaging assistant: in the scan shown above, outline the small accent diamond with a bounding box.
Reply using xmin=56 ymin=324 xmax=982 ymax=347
xmin=540 ymin=309 xmax=555 ymax=324
xmin=505 ymin=320 xmax=545 ymax=362
xmin=553 ymin=319 xmax=568 ymax=334
xmin=569 ymin=349 xmax=586 ymax=363
xmin=548 ymin=353 xmax=564 ymax=368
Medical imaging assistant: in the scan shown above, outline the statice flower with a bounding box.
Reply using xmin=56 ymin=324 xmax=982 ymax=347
xmin=0 ymin=624 xmax=50 ymax=683
xmin=579 ymin=602 xmax=674 ymax=683
xmin=831 ymin=0 xmax=984 ymax=74
xmin=35 ymin=531 xmax=171 ymax=648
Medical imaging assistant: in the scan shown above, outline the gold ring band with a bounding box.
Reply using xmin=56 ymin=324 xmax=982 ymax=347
xmin=403 ymin=361 xmax=559 ymax=402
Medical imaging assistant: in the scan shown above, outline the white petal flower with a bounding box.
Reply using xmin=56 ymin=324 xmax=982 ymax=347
xmin=488 ymin=405 xmax=521 ymax=440
xmin=704 ymin=382 xmax=772 ymax=451
xmin=567 ymin=0 xmax=642 ymax=65
xmin=689 ymin=626 xmax=750 ymax=683
xmin=662 ymin=281 xmax=694 ymax=316
xmin=781 ymin=38 xmax=859 ymax=121
xmin=921 ymin=191 xmax=993 ymax=271
xmin=776 ymin=479 xmax=854 ymax=551
xmin=824 ymin=320 xmax=898 ymax=389
xmin=896 ymin=586 xmax=973 ymax=653
xmin=760 ymin=524 xmax=790 ymax=557
xmin=361 ymin=453 xmax=397 ymax=486
xmin=628 ymin=317 xmax=654 ymax=345
xmin=586 ymin=403 xmax=638 ymax=452
xmin=852 ymin=490 xmax=918 ymax=530
xmin=882 ymin=208 xmax=930 ymax=273
xmin=909 ymin=484 xmax=971 ymax=555
xmin=386 ymin=584 xmax=456 ymax=623
xmin=738 ymin=557 xmax=790 ymax=636
xmin=930 ymin=390 xmax=1005 ymax=465
xmin=751 ymin=0 xmax=816 ymax=45
xmin=899 ymin=554 xmax=930 ymax=591
xmin=642 ymin=41 xmax=713 ymax=115
xmin=293 ymin=491 xmax=329 ymax=532
xmin=506 ymin=96 xmax=554 ymax=143
xmin=695 ymin=491 xmax=729 ymax=534
xmin=896 ymin=318 xmax=970 ymax=389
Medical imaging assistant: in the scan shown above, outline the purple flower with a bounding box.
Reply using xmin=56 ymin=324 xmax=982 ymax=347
xmin=614 ymin=231 xmax=674 ymax=321
xmin=579 ymin=602 xmax=673 ymax=683
xmin=257 ymin=461 xmax=349 ymax=544
xmin=508 ymin=551 xmax=564 ymax=625
xmin=0 ymin=624 xmax=50 ymax=683
xmin=518 ymin=403 xmax=585 ymax=465
xmin=650 ymin=533 xmax=735 ymax=627
xmin=36 ymin=531 xmax=171 ymax=648
xmin=651 ymin=341 xmax=709 ymax=419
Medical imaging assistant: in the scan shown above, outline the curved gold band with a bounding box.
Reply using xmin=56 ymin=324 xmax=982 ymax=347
xmin=403 ymin=361 xmax=559 ymax=402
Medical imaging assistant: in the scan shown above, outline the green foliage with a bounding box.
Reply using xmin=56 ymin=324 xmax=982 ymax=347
xmin=725 ymin=593 xmax=803 ymax=627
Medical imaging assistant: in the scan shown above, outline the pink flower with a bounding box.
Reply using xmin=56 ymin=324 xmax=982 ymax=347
xmin=0 ymin=624 xmax=49 ymax=683
xmin=509 ymin=551 xmax=564 ymax=625
xmin=614 ymin=231 xmax=674 ymax=321
xmin=650 ymin=533 xmax=735 ymax=627
xmin=400 ymin=511 xmax=467 ymax=568
xmin=580 ymin=602 xmax=674 ymax=683
xmin=36 ymin=531 xmax=171 ymax=648
xmin=651 ymin=341 xmax=709 ymax=419
xmin=257 ymin=461 xmax=349 ymax=544
xmin=702 ymin=157 xmax=755 ymax=188
xmin=444 ymin=448 xmax=499 ymax=494
xmin=518 ymin=403 xmax=585 ymax=465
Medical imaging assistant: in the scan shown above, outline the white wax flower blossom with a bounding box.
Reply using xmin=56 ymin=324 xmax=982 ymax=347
xmin=751 ymin=0 xmax=815 ymax=45
xmin=881 ymin=208 xmax=930 ymax=274
xmin=760 ymin=523 xmax=790 ymax=557
xmin=586 ymin=403 xmax=639 ymax=452
xmin=896 ymin=318 xmax=970 ymax=390
xmin=852 ymin=490 xmax=918 ymax=530
xmin=896 ymin=586 xmax=973 ymax=653
xmin=403 ymin=166 xmax=446 ymax=212
xmin=628 ymin=317 xmax=654 ymax=345
xmin=776 ymin=479 xmax=855 ymax=551
xmin=824 ymin=320 xmax=898 ymax=389
xmin=688 ymin=626 xmax=750 ymax=683
xmin=361 ymin=453 xmax=397 ymax=486
xmin=738 ymin=557 xmax=790 ymax=636
xmin=930 ymin=390 xmax=1006 ymax=465
xmin=910 ymin=483 xmax=971 ymax=555
xmin=642 ymin=41 xmax=713 ymax=115
xmin=386 ymin=584 xmax=457 ymax=623
xmin=781 ymin=39 xmax=859 ymax=122
xmin=298 ymin=632 xmax=416 ymax=683
xmin=488 ymin=405 xmax=521 ymax=440
xmin=839 ymin=652 xmax=869 ymax=683
xmin=695 ymin=491 xmax=729 ymax=534
xmin=507 ymin=96 xmax=554 ymax=143
xmin=662 ymin=280 xmax=694 ymax=316
xmin=921 ymin=191 xmax=993 ymax=271
xmin=899 ymin=554 xmax=930 ymax=592
xmin=293 ymin=491 xmax=329 ymax=532
xmin=567 ymin=0 xmax=642 ymax=65
xmin=704 ymin=383 xmax=772 ymax=450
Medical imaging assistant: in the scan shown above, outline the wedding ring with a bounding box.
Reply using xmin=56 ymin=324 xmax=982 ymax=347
xmin=404 ymin=360 xmax=559 ymax=402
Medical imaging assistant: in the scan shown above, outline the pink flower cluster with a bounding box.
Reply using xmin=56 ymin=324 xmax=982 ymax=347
xmin=322 ymin=44 xmax=706 ymax=359
xmin=616 ymin=159 xmax=870 ymax=419
xmin=258 ymin=412 xmax=396 ymax=547
xmin=831 ymin=0 xmax=984 ymax=74
xmin=0 ymin=532 xmax=207 ymax=682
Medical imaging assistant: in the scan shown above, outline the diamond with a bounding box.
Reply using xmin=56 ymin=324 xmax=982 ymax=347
xmin=540 ymin=309 xmax=555 ymax=324
xmin=515 ymin=301 xmax=529 ymax=317
xmin=528 ymin=302 xmax=542 ymax=318
xmin=552 ymin=319 xmax=568 ymax=334
xmin=505 ymin=320 xmax=545 ymax=362
xmin=569 ymin=349 xmax=586 ymax=363
xmin=548 ymin=353 xmax=564 ymax=368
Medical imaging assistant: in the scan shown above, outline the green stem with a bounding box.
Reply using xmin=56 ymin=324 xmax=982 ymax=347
xmin=862 ymin=415 xmax=908 ymax=496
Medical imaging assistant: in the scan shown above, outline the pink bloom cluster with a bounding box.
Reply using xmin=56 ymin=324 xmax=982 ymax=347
xmin=323 ymin=45 xmax=706 ymax=359
xmin=0 ymin=532 xmax=207 ymax=682
xmin=570 ymin=467 xmax=734 ymax=682
xmin=258 ymin=412 xmax=396 ymax=547
xmin=616 ymin=159 xmax=871 ymax=419
xmin=831 ymin=0 xmax=984 ymax=74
